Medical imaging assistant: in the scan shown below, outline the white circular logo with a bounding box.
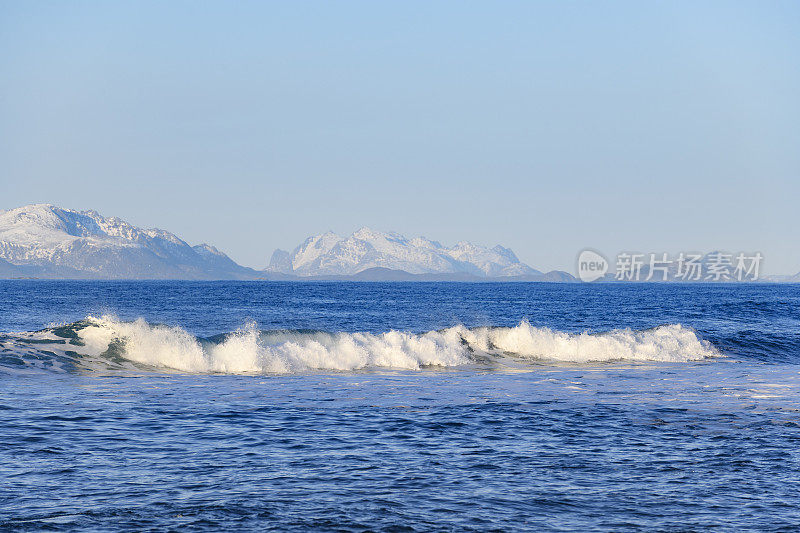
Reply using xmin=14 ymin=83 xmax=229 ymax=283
xmin=576 ymin=249 xmax=608 ymax=282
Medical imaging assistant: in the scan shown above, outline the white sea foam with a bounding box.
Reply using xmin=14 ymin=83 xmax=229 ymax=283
xmin=463 ymin=322 xmax=719 ymax=363
xmin=68 ymin=316 xmax=719 ymax=374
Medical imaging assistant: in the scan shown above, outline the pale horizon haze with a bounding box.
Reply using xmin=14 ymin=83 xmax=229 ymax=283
xmin=2 ymin=1 xmax=798 ymax=274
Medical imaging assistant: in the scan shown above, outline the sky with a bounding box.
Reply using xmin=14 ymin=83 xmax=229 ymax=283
xmin=1 ymin=1 xmax=799 ymax=274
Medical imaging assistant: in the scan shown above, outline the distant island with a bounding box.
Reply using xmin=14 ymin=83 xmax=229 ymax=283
xmin=0 ymin=204 xmax=573 ymax=281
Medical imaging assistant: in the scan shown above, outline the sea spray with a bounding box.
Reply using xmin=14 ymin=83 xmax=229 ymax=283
xmin=0 ymin=316 xmax=720 ymax=375
xmin=69 ymin=316 xmax=718 ymax=373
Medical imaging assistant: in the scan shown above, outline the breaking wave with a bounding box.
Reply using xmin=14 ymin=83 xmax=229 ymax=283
xmin=0 ymin=316 xmax=720 ymax=374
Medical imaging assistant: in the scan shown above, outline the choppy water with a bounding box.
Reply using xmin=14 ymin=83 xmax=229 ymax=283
xmin=2 ymin=281 xmax=800 ymax=531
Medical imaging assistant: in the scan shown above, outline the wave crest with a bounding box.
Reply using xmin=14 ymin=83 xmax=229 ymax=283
xmin=79 ymin=316 xmax=474 ymax=373
xmin=1 ymin=316 xmax=720 ymax=374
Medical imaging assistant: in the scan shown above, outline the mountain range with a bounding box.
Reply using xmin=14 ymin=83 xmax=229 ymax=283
xmin=0 ymin=204 xmax=255 ymax=279
xmin=267 ymin=227 xmax=546 ymax=278
xmin=0 ymin=204 xmax=571 ymax=281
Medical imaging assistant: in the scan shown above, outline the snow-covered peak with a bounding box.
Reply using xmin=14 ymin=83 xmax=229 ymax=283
xmin=193 ymin=243 xmax=226 ymax=257
xmin=290 ymin=231 xmax=343 ymax=272
xmin=441 ymin=239 xmax=538 ymax=277
xmin=492 ymin=245 xmax=520 ymax=263
xmin=0 ymin=204 xmax=247 ymax=279
xmin=409 ymin=237 xmax=443 ymax=250
xmin=0 ymin=204 xmax=106 ymax=246
xmin=351 ymin=227 xmax=407 ymax=244
xmin=0 ymin=204 xmax=194 ymax=250
xmin=269 ymin=227 xmax=540 ymax=277
xmin=351 ymin=226 xmax=378 ymax=240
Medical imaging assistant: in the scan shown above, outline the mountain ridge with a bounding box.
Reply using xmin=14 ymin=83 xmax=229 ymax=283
xmin=0 ymin=204 xmax=256 ymax=279
xmin=0 ymin=204 xmax=573 ymax=280
xmin=267 ymin=226 xmax=543 ymax=277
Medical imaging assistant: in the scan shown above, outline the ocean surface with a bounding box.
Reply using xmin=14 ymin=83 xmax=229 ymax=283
xmin=1 ymin=281 xmax=800 ymax=531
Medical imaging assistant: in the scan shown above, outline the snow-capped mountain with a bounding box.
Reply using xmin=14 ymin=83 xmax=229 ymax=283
xmin=0 ymin=204 xmax=254 ymax=279
xmin=266 ymin=227 xmax=542 ymax=277
xmin=0 ymin=205 xmax=571 ymax=280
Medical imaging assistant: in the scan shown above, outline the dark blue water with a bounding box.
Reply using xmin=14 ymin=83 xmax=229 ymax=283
xmin=2 ymin=281 xmax=800 ymax=531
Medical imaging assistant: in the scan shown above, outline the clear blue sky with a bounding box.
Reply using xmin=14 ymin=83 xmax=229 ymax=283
xmin=2 ymin=1 xmax=798 ymax=273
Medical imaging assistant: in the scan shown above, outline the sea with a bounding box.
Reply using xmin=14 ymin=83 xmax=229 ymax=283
xmin=1 ymin=281 xmax=799 ymax=531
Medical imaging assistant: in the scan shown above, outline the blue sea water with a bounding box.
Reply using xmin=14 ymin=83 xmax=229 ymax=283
xmin=1 ymin=281 xmax=800 ymax=531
